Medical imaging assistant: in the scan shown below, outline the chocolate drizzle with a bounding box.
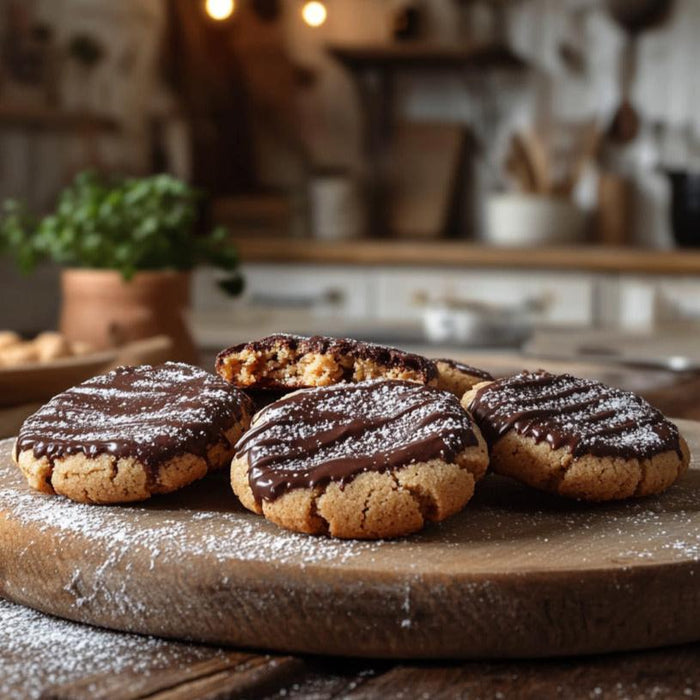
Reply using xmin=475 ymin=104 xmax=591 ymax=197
xmin=468 ymin=370 xmax=682 ymax=459
xmin=235 ymin=379 xmax=479 ymax=503
xmin=434 ymin=358 xmax=493 ymax=381
xmin=16 ymin=363 xmax=252 ymax=472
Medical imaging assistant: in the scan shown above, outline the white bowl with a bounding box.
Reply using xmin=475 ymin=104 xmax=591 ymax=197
xmin=484 ymin=194 xmax=586 ymax=246
xmin=422 ymin=304 xmax=534 ymax=347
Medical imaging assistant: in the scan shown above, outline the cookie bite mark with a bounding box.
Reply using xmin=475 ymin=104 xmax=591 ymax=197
xmin=14 ymin=362 xmax=253 ymax=504
xmin=463 ymin=370 xmax=689 ymax=501
xmin=434 ymin=358 xmax=494 ymax=398
xmin=215 ymin=334 xmax=438 ymax=390
xmin=231 ymin=380 xmax=489 ymax=539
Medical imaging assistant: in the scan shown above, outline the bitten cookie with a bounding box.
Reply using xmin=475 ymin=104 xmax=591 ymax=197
xmin=434 ymin=358 xmax=493 ymax=398
xmin=231 ymin=379 xmax=489 ymax=539
xmin=14 ymin=362 xmax=253 ymax=504
xmin=216 ymin=334 xmax=438 ymax=391
xmin=463 ymin=370 xmax=690 ymax=502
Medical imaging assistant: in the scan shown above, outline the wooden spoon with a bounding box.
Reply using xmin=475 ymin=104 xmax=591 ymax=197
xmin=606 ymin=0 xmax=675 ymax=145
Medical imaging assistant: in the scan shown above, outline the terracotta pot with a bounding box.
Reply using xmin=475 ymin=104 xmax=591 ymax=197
xmin=59 ymin=269 xmax=198 ymax=364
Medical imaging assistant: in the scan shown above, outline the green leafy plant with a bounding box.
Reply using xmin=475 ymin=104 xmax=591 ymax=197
xmin=0 ymin=171 xmax=243 ymax=295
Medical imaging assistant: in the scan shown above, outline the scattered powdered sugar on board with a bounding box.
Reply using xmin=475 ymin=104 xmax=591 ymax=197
xmin=0 ymin=597 xmax=225 ymax=700
xmin=420 ymin=471 xmax=700 ymax=567
xmin=2 ymin=431 xmax=699 ymax=585
xmin=1 ymin=434 xmax=699 ymax=665
xmin=0 ymin=483 xmax=381 ymax=570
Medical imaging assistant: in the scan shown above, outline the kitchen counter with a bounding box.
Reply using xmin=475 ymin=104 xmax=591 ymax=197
xmin=232 ymin=237 xmax=700 ymax=274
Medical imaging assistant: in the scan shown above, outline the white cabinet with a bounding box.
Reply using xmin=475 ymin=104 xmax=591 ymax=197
xmin=618 ymin=276 xmax=700 ymax=329
xmin=193 ymin=264 xmax=375 ymax=319
xmin=194 ymin=263 xmax=700 ymax=331
xmin=372 ymin=268 xmax=596 ymax=324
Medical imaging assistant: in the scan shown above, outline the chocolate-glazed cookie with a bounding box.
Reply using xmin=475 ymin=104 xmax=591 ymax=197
xmin=231 ymin=379 xmax=489 ymax=539
xmin=14 ymin=363 xmax=253 ymax=504
xmin=463 ymin=370 xmax=690 ymax=501
xmin=216 ymin=334 xmax=438 ymax=392
xmin=434 ymin=358 xmax=494 ymax=398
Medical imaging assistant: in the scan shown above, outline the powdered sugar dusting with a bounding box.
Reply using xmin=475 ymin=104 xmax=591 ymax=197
xmin=0 ymin=463 xmax=385 ymax=645
xmin=0 ymin=597 xmax=225 ymax=700
xmin=469 ymin=370 xmax=681 ymax=458
xmin=0 ymin=483 xmax=377 ymax=569
xmin=16 ymin=362 xmax=251 ymax=465
xmin=238 ymin=380 xmax=478 ymax=500
xmin=1 ymin=429 xmax=698 ymax=580
xmin=0 ymin=428 xmax=698 ymax=672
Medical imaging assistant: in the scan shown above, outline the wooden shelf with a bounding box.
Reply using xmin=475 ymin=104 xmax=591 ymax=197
xmin=0 ymin=104 xmax=120 ymax=132
xmin=231 ymin=237 xmax=700 ymax=275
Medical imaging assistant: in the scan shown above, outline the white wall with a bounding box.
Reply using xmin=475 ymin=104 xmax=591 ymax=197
xmin=0 ymin=0 xmax=167 ymax=210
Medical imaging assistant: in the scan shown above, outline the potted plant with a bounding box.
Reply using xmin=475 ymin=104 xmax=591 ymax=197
xmin=0 ymin=171 xmax=243 ymax=362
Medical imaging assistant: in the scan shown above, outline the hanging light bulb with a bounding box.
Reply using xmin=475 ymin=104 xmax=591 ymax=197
xmin=301 ymin=1 xmax=327 ymax=27
xmin=205 ymin=0 xmax=235 ymax=21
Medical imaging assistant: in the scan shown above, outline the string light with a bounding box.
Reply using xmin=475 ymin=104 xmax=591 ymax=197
xmin=205 ymin=0 xmax=235 ymax=21
xmin=301 ymin=1 xmax=327 ymax=27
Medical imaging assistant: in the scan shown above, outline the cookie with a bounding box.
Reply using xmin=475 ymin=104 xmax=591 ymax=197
xmin=0 ymin=331 xmax=95 ymax=367
xmin=434 ymin=358 xmax=493 ymax=397
xmin=14 ymin=362 xmax=253 ymax=504
xmin=33 ymin=331 xmax=72 ymax=362
xmin=216 ymin=334 xmax=438 ymax=391
xmin=231 ymin=379 xmax=489 ymax=539
xmin=0 ymin=330 xmax=21 ymax=351
xmin=0 ymin=342 xmax=39 ymax=367
xmin=463 ymin=370 xmax=690 ymax=502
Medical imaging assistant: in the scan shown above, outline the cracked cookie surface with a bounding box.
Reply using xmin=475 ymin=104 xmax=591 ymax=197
xmin=216 ymin=334 xmax=438 ymax=391
xmin=231 ymin=379 xmax=489 ymax=539
xmin=463 ymin=370 xmax=690 ymax=501
xmin=14 ymin=362 xmax=253 ymax=504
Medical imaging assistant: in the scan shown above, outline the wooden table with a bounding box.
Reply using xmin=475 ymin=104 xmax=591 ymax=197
xmin=2 ymin=372 xmax=700 ymax=699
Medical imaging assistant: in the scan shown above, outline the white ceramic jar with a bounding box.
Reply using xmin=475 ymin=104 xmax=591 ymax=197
xmin=484 ymin=194 xmax=587 ymax=246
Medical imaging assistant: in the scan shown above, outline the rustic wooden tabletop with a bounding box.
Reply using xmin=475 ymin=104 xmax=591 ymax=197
xmin=1 ymin=595 xmax=699 ymax=700
xmin=2 ymin=371 xmax=700 ymax=700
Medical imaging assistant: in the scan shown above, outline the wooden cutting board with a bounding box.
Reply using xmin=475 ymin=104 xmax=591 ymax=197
xmin=1 ymin=425 xmax=699 ymax=660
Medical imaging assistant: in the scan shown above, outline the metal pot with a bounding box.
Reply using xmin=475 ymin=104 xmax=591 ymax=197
xmin=666 ymin=170 xmax=700 ymax=248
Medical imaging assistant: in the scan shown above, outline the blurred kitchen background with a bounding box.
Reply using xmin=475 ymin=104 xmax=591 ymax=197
xmin=2 ymin=0 xmax=700 ymax=395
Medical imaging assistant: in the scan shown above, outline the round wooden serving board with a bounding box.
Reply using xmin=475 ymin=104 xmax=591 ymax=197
xmin=1 ymin=424 xmax=699 ymax=660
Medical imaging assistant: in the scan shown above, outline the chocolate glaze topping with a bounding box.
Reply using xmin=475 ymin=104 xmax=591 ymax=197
xmin=435 ymin=358 xmax=493 ymax=381
xmin=216 ymin=333 xmax=438 ymax=387
xmin=468 ymin=370 xmax=682 ymax=459
xmin=235 ymin=379 xmax=479 ymax=503
xmin=16 ymin=362 xmax=252 ymax=471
